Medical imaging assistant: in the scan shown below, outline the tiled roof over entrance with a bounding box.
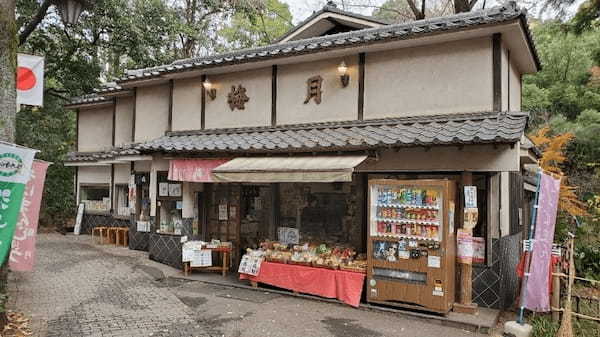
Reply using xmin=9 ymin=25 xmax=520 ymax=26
xmin=137 ymin=111 xmax=529 ymax=154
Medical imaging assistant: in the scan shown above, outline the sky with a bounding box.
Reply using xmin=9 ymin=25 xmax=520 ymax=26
xmin=280 ymin=0 xmax=587 ymax=23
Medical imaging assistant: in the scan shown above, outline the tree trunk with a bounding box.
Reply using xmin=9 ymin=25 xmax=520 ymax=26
xmin=0 ymin=0 xmax=17 ymax=330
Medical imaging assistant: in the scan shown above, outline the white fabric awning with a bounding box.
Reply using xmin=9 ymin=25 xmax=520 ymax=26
xmin=212 ymin=155 xmax=368 ymax=183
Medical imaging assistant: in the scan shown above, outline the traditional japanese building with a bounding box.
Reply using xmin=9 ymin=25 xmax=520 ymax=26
xmin=65 ymin=2 xmax=541 ymax=312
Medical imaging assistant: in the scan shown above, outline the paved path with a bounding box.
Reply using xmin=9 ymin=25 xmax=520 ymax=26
xmin=8 ymin=234 xmax=483 ymax=337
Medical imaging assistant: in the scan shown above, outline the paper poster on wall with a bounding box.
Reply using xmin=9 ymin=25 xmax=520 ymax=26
xmin=176 ymin=200 xmax=183 ymax=210
xmin=457 ymin=229 xmax=473 ymax=264
xmin=128 ymin=175 xmax=136 ymax=215
xmin=464 ymin=186 xmax=477 ymax=208
xmin=169 ymin=183 xmax=182 ymax=197
xmin=448 ymin=201 xmax=455 ymax=234
xmin=159 ymin=182 xmax=169 ymax=197
xmin=464 ymin=208 xmax=478 ymax=230
xmin=472 ymin=237 xmax=485 ymax=264
xmin=427 ymin=255 xmax=441 ymax=268
xmin=229 ymin=205 xmax=237 ymax=219
xmin=218 ymin=204 xmax=228 ymax=221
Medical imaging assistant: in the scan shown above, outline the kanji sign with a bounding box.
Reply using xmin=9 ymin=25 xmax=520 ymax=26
xmin=304 ymin=75 xmax=323 ymax=104
xmin=227 ymin=85 xmax=249 ymax=110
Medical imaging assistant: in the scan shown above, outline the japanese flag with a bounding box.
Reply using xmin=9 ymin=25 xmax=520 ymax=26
xmin=17 ymin=54 xmax=44 ymax=107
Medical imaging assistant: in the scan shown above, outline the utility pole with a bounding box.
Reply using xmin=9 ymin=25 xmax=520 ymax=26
xmin=0 ymin=0 xmax=17 ymax=143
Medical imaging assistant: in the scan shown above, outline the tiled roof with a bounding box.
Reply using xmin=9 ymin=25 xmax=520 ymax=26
xmin=66 ymin=145 xmax=140 ymax=163
xmin=66 ymin=93 xmax=111 ymax=106
xmin=137 ymin=111 xmax=529 ymax=154
xmin=118 ymin=3 xmax=539 ymax=84
xmin=273 ymin=1 xmax=390 ymax=43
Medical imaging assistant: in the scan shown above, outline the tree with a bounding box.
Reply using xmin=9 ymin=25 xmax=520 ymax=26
xmin=370 ymin=0 xmax=479 ymax=22
xmin=218 ymin=0 xmax=293 ymax=50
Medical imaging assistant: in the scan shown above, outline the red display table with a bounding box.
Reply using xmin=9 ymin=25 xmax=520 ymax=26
xmin=239 ymin=261 xmax=365 ymax=307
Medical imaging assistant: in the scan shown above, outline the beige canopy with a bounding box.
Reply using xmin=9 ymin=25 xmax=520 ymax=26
xmin=212 ymin=155 xmax=368 ymax=183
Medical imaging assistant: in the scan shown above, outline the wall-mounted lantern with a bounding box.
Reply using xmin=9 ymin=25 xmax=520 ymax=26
xmin=337 ymin=61 xmax=349 ymax=88
xmin=203 ymin=78 xmax=217 ymax=100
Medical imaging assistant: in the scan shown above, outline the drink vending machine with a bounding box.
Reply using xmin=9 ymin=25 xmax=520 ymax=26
xmin=367 ymin=179 xmax=457 ymax=313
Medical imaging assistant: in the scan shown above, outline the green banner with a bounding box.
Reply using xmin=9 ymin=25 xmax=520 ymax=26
xmin=0 ymin=145 xmax=36 ymax=264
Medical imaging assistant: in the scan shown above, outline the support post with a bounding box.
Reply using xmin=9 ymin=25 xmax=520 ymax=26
xmin=454 ymin=171 xmax=479 ymax=314
xmin=552 ymin=263 xmax=561 ymax=322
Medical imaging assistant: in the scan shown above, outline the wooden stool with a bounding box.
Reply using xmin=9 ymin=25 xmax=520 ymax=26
xmin=107 ymin=227 xmax=118 ymax=245
xmin=116 ymin=227 xmax=129 ymax=247
xmin=92 ymin=227 xmax=108 ymax=244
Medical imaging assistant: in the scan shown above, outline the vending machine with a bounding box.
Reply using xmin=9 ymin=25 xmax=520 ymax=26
xmin=367 ymin=179 xmax=457 ymax=313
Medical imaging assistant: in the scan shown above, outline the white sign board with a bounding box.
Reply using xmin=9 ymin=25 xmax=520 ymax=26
xmin=238 ymin=254 xmax=263 ymax=276
xmin=464 ymin=186 xmax=477 ymax=208
xmin=74 ymin=203 xmax=84 ymax=235
xmin=278 ymin=227 xmax=299 ymax=245
xmin=190 ymin=249 xmax=212 ymax=267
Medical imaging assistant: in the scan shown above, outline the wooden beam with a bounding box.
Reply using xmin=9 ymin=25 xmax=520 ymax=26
xmin=168 ymin=79 xmax=174 ymax=132
xmin=75 ymin=108 xmax=79 ymax=152
xmin=112 ymin=98 xmax=116 ymax=147
xmin=492 ymin=33 xmax=502 ymax=112
xmin=132 ymin=88 xmax=137 ymax=142
xmin=271 ymin=65 xmax=277 ymax=126
xmin=358 ymin=53 xmax=365 ymax=120
xmin=454 ymin=171 xmax=479 ymax=314
xmin=507 ymin=49 xmax=511 ymax=111
xmin=201 ymin=74 xmax=206 ymax=130
xmin=110 ymin=164 xmax=115 ymax=214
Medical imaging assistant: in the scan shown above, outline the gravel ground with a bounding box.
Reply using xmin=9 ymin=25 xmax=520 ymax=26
xmin=7 ymin=233 xmax=484 ymax=337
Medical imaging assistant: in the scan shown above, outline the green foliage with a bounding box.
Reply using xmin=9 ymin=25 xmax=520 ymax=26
xmin=218 ymin=0 xmax=293 ymax=49
xmin=530 ymin=314 xmax=559 ymax=337
xmin=523 ymin=21 xmax=600 ymax=126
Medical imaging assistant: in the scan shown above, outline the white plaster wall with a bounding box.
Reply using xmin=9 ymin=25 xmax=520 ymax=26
xmin=356 ymin=144 xmax=520 ymax=172
xmin=78 ymin=166 xmax=111 ymax=184
xmin=364 ymin=37 xmax=493 ymax=119
xmin=509 ymin=58 xmax=522 ymax=111
xmin=134 ymin=161 xmax=151 ymax=172
xmin=182 ymin=182 xmax=204 ymax=218
xmin=113 ymin=163 xmax=130 ymax=184
xmin=114 ymin=96 xmax=134 ymax=146
xmin=135 ymin=84 xmax=170 ymax=142
xmin=204 ymin=68 xmax=271 ymax=129
xmin=78 ymin=106 xmax=113 ymax=152
xmin=277 ymin=57 xmax=358 ymax=125
xmin=173 ymin=78 xmax=202 ymax=131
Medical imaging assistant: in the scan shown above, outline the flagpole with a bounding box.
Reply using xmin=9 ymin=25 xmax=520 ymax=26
xmin=517 ymin=170 xmax=542 ymax=324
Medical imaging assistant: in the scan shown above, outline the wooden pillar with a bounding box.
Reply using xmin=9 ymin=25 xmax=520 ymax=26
xmin=552 ymin=263 xmax=561 ymax=321
xmin=454 ymin=171 xmax=479 ymax=314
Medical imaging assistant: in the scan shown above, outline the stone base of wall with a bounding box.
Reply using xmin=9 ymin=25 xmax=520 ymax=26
xmin=472 ymin=232 xmax=522 ymax=309
xmin=148 ymin=233 xmax=182 ymax=270
xmin=128 ymin=215 xmax=150 ymax=251
xmin=80 ymin=214 xmax=130 ymax=235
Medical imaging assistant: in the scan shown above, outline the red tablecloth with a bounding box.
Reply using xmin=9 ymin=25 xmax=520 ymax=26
xmin=239 ymin=261 xmax=365 ymax=307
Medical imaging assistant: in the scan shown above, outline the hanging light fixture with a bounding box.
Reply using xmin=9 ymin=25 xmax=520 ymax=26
xmin=203 ymin=78 xmax=217 ymax=100
xmin=55 ymin=0 xmax=87 ymax=25
xmin=338 ymin=61 xmax=350 ymax=87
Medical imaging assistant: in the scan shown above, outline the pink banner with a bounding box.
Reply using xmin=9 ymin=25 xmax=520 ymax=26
xmin=9 ymin=160 xmax=49 ymax=272
xmin=523 ymin=173 xmax=561 ymax=312
xmin=168 ymin=159 xmax=229 ymax=182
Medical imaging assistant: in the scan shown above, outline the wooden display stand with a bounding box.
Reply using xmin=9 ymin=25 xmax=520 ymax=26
xmin=183 ymin=247 xmax=231 ymax=277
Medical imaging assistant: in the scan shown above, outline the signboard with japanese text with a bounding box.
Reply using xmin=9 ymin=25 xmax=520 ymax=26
xmin=0 ymin=143 xmax=36 ymax=264
xmin=9 ymin=161 xmax=48 ymax=271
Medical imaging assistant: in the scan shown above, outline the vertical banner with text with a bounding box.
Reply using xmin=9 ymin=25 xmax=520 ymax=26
xmin=9 ymin=161 xmax=49 ymax=271
xmin=0 ymin=144 xmax=36 ymax=264
xmin=523 ymin=173 xmax=561 ymax=312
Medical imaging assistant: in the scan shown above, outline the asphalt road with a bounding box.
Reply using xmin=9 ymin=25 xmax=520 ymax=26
xmin=8 ymin=234 xmax=484 ymax=337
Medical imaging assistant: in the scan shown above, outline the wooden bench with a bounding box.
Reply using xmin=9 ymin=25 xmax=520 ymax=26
xmin=115 ymin=227 xmax=129 ymax=247
xmin=91 ymin=227 xmax=108 ymax=244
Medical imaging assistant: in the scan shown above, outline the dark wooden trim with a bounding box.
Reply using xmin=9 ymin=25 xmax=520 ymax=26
xmin=132 ymin=88 xmax=137 ymax=142
xmin=130 ymin=161 xmax=134 ymax=174
xmin=168 ymin=79 xmax=174 ymax=132
xmin=358 ymin=53 xmax=365 ymax=120
xmin=110 ymin=164 xmax=115 ymax=214
xmin=492 ymin=33 xmax=502 ymax=112
xmin=74 ymin=166 xmax=78 ymax=203
xmin=75 ymin=108 xmax=79 ymax=152
xmin=112 ymin=98 xmax=116 ymax=147
xmin=507 ymin=49 xmax=511 ymax=111
xmin=361 ymin=172 xmax=368 ymax=253
xmin=271 ymin=65 xmax=277 ymax=126
xmin=201 ymin=75 xmax=206 ymax=130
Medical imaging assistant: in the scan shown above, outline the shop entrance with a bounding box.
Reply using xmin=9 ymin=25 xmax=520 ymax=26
xmin=205 ymin=184 xmax=241 ymax=267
